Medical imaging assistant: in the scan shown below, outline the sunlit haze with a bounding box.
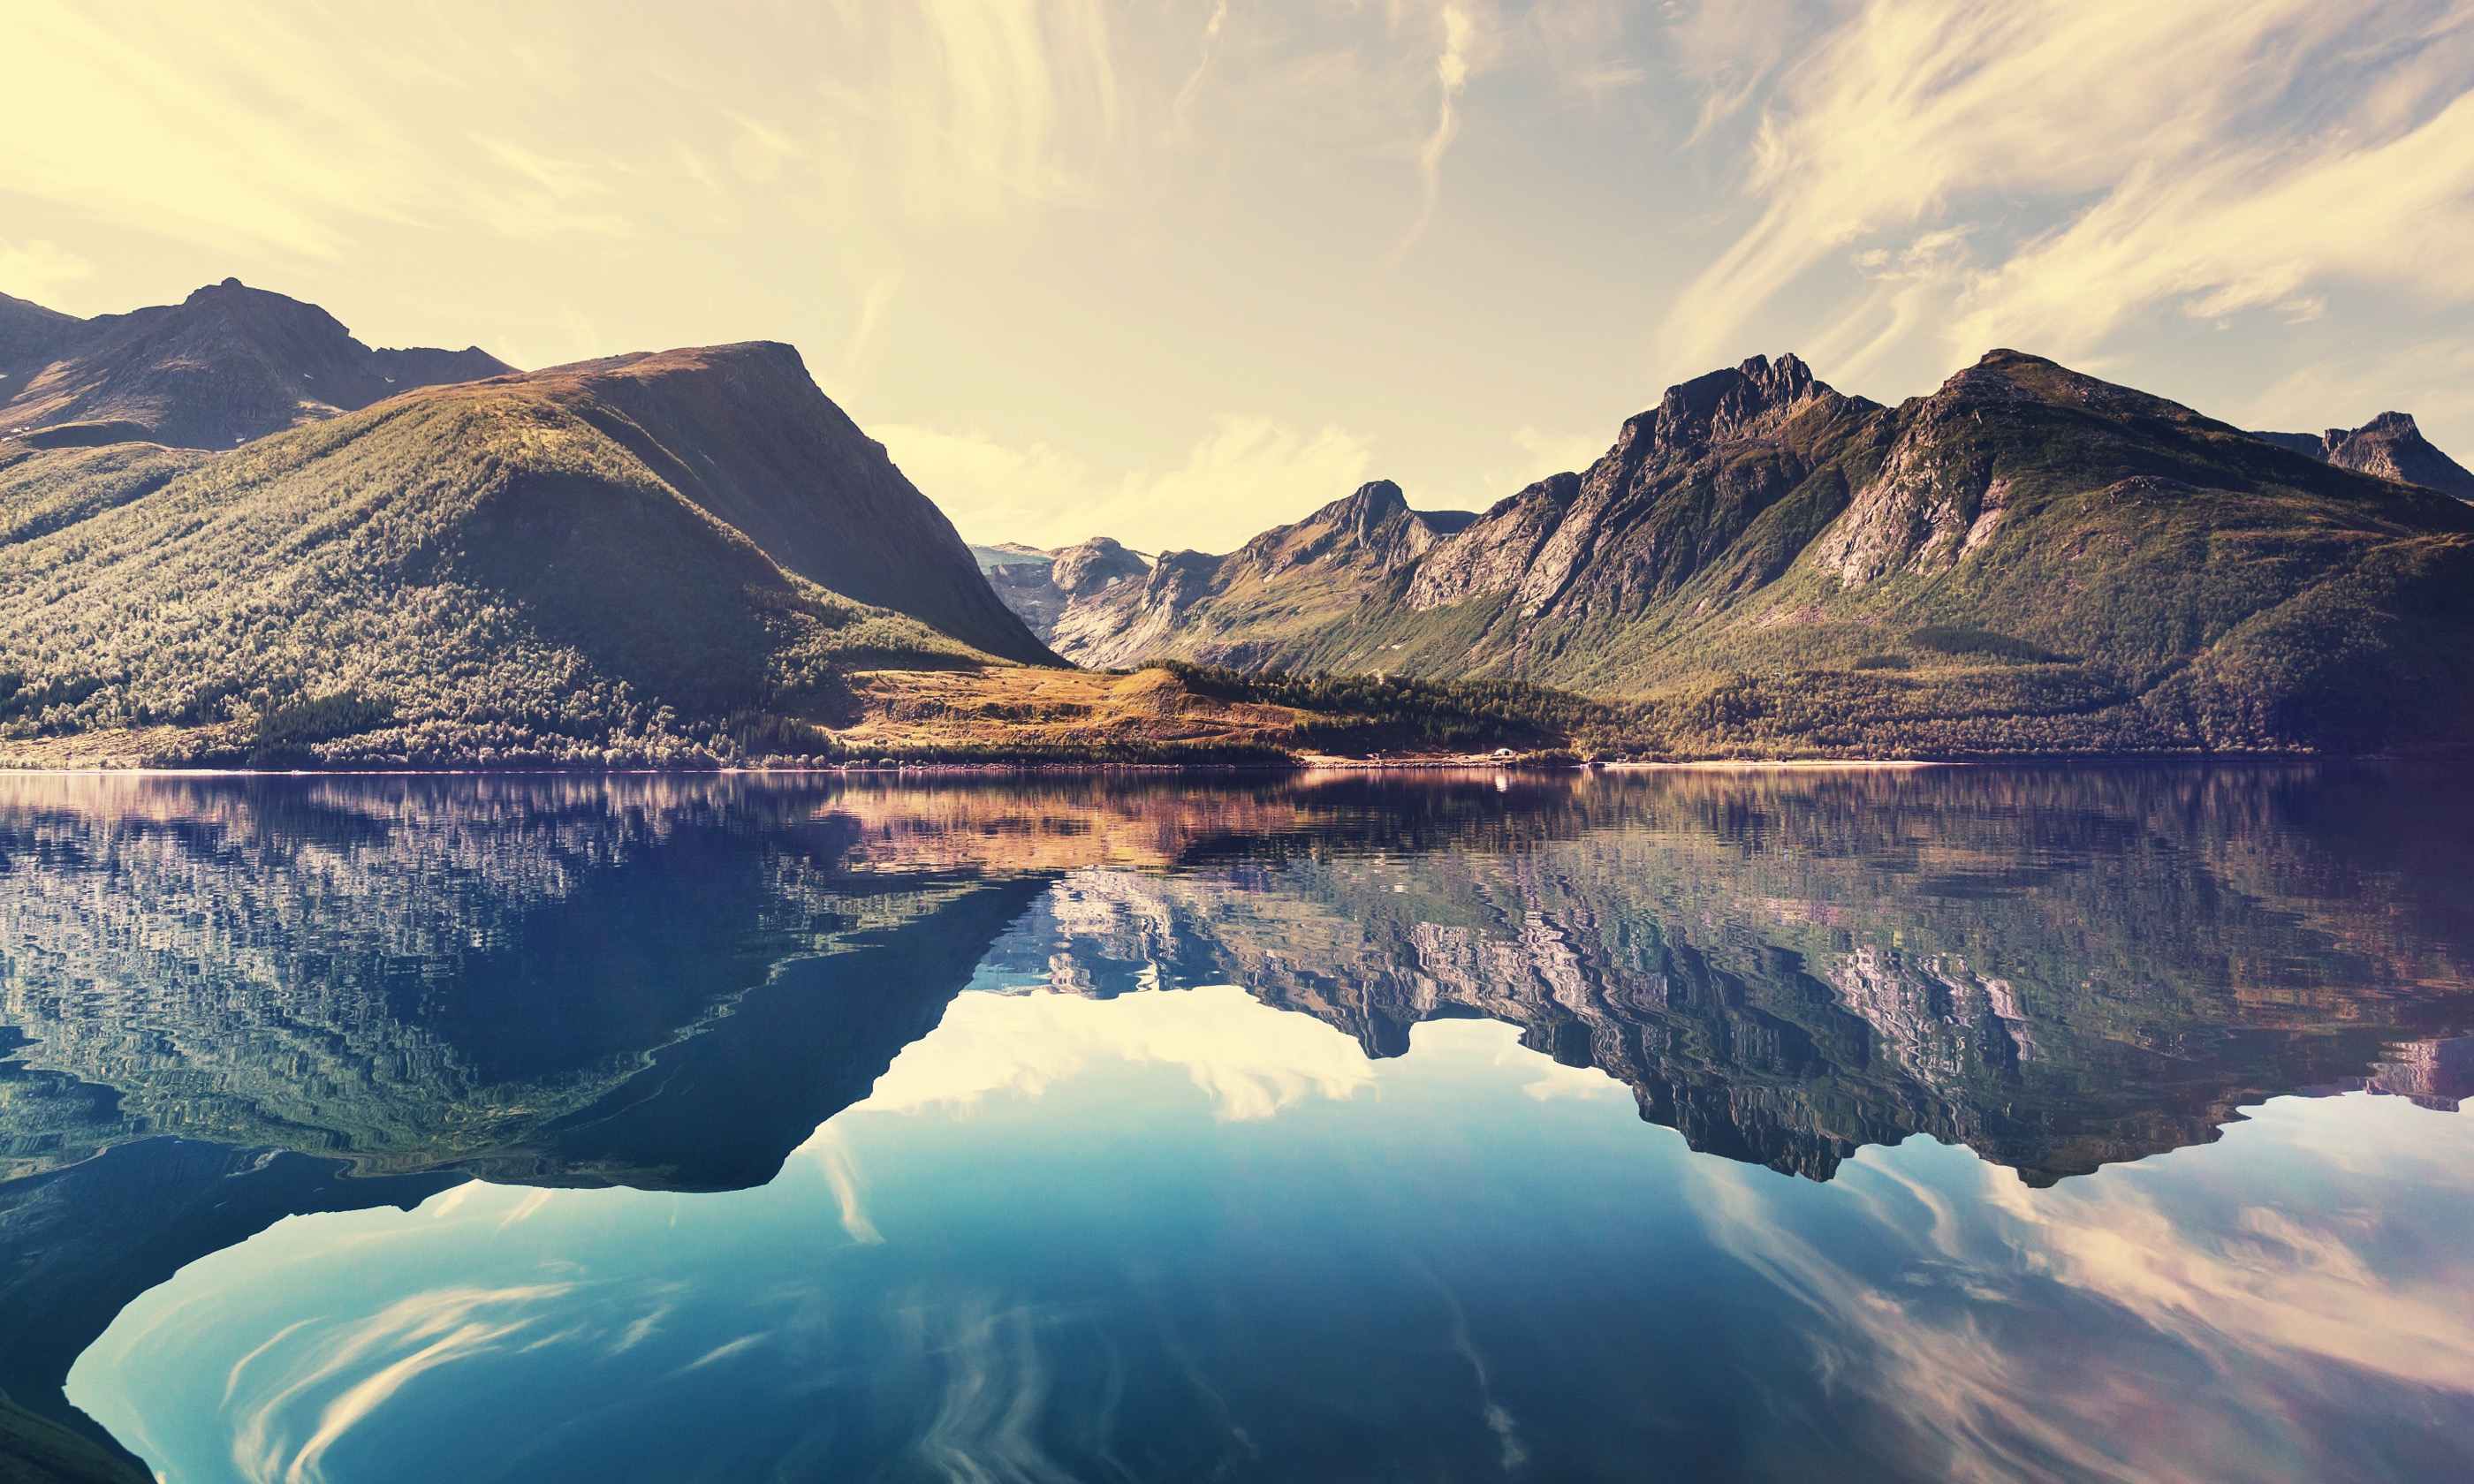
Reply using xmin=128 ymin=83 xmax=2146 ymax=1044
xmin=9 ymin=1 xmax=2474 ymax=550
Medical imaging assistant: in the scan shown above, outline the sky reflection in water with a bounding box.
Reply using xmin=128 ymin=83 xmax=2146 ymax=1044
xmin=0 ymin=767 xmax=2468 ymax=1482
xmin=72 ymin=988 xmax=2474 ymax=1484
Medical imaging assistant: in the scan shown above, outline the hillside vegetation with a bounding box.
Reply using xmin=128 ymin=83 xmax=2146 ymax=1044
xmin=0 ymin=346 xmax=1050 ymax=768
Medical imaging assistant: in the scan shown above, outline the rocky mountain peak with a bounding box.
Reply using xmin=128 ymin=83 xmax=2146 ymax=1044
xmin=1050 ymin=537 xmax=1149 ymax=596
xmin=1622 ymin=352 xmax=1828 ymax=463
xmin=1224 ymin=477 xmax=1453 ymax=583
xmin=1328 ymin=478 xmax=1408 ymax=534
xmin=2255 ymin=411 xmax=2474 ymax=500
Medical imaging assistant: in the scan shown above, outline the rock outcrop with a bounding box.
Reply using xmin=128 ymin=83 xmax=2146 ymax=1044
xmin=974 ymin=537 xmax=1150 ymax=642
xmin=2255 ymin=411 xmax=2474 ymax=500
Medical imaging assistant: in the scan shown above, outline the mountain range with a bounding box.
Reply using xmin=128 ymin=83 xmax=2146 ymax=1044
xmin=999 ymin=352 xmax=2474 ymax=756
xmin=4 ymin=276 xmax=2472 ymax=764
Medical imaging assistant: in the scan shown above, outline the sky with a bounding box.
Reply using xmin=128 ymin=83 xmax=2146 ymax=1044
xmin=6 ymin=1 xmax=2474 ymax=554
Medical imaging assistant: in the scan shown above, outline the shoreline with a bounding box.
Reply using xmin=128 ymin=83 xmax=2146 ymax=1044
xmin=0 ymin=753 xmax=2428 ymax=779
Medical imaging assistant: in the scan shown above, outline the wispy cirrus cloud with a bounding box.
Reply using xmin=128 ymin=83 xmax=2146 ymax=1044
xmin=224 ymin=1283 xmax=571 ymax=1484
xmin=1684 ymin=1094 xmax=2474 ymax=1483
xmin=1393 ymin=2 xmax=1493 ymax=258
xmin=1661 ymin=0 xmax=2474 ymax=385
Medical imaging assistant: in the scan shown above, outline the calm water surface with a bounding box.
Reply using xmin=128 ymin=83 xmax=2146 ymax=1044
xmin=1 ymin=768 xmax=2470 ymax=1482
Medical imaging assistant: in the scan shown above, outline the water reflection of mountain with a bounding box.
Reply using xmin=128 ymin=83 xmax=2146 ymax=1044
xmin=976 ymin=768 xmax=2474 ymax=1185
xmin=0 ymin=775 xmax=1049 ymax=1466
xmin=3 ymin=768 xmax=2472 ymax=1472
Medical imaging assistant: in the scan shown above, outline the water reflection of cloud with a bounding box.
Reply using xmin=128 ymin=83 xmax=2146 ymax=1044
xmin=216 ymin=1283 xmax=572 ymax=1484
xmin=1507 ymin=1051 xmax=1627 ymax=1103
xmin=808 ymin=1125 xmax=884 ymax=1244
xmin=1683 ymin=1094 xmax=2474 ymax=1482
xmin=854 ymin=985 xmax=1377 ymax=1122
xmin=906 ymin=1299 xmax=1081 ymax=1484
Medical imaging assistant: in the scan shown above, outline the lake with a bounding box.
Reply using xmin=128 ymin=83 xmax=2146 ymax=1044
xmin=2 ymin=767 xmax=2470 ymax=1482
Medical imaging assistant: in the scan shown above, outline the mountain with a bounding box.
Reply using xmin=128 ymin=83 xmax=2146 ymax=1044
xmin=0 ymin=279 xmax=512 ymax=450
xmin=0 ymin=291 xmax=79 ymax=372
xmin=1053 ymin=481 xmax=1476 ymax=669
xmin=504 ymin=344 xmax=1053 ymax=666
xmin=972 ymin=535 xmax=1150 ymax=641
xmin=1044 ymin=352 xmax=2474 ymax=756
xmin=2255 ymin=411 xmax=2474 ymax=500
xmin=0 ymin=340 xmax=1059 ymax=766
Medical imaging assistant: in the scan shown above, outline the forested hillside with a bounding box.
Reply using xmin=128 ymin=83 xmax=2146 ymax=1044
xmin=0 ymin=345 xmax=1050 ymax=766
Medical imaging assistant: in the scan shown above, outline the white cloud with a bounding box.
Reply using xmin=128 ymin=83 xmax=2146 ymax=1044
xmin=1661 ymin=0 xmax=2474 ymax=382
xmin=863 ymin=0 xmax=1124 ymax=225
xmin=1393 ymin=3 xmax=1496 ymax=260
xmin=877 ymin=414 xmax=1377 ymax=552
xmin=0 ymin=2 xmax=1127 ymax=260
xmin=0 ymin=238 xmax=94 ymax=303
xmin=851 ymin=983 xmax=1377 ymax=1122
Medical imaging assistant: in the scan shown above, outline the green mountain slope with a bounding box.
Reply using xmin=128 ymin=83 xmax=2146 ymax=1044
xmin=0 ymin=344 xmax=1051 ymax=765
xmin=1056 ymin=352 xmax=2474 ymax=755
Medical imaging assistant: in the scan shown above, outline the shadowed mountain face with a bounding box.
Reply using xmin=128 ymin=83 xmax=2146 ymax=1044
xmin=1039 ymin=353 xmax=2474 ymax=755
xmin=0 ymin=280 xmax=510 ymax=450
xmin=520 ymin=345 xmax=1056 ymax=667
xmin=2 ymin=769 xmax=2470 ymax=1472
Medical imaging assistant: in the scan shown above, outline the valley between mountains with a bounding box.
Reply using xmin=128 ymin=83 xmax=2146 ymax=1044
xmin=3 ymin=280 xmax=2472 ymax=768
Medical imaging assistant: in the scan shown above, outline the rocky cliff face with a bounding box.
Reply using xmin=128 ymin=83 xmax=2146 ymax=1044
xmin=2256 ymin=411 xmax=2474 ymax=500
xmin=974 ymin=537 xmax=1150 ymax=642
xmin=1416 ymin=355 xmax=1862 ymax=626
xmin=0 ymin=279 xmax=511 ymax=449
